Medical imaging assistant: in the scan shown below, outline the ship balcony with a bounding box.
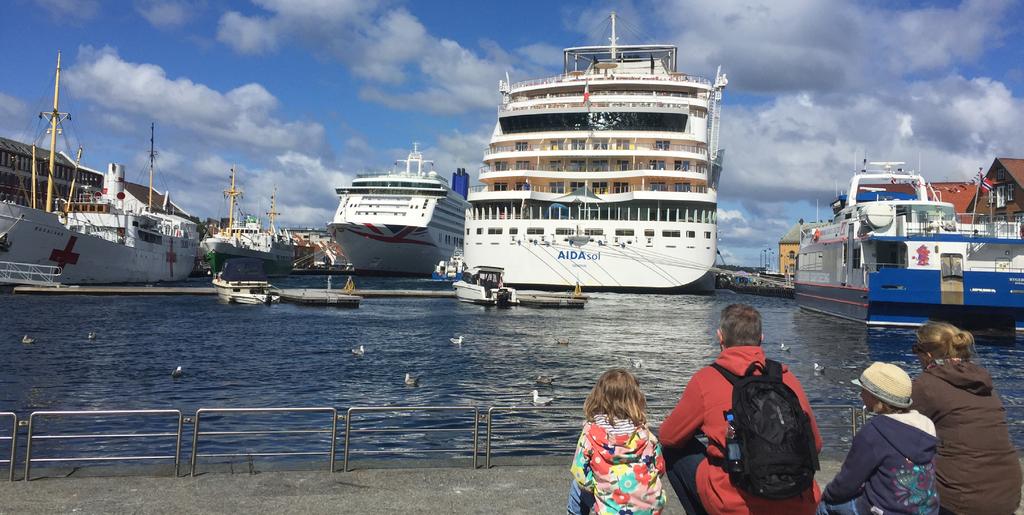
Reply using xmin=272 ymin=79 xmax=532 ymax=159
xmin=465 ymin=202 xmax=718 ymax=225
xmin=467 ymin=184 xmax=713 ymax=203
xmin=508 ymin=89 xmax=704 ymax=104
xmin=484 ymin=143 xmax=707 ymax=159
xmin=479 ymin=167 xmax=707 ymax=181
xmin=507 ymin=72 xmax=712 ymax=96
xmin=499 ymin=99 xmax=700 ymax=114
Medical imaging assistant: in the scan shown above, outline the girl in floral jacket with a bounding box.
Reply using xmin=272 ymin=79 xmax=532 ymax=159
xmin=569 ymin=368 xmax=666 ymax=515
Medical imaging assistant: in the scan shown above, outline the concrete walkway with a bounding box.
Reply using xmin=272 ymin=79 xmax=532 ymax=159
xmin=0 ymin=458 xmax=846 ymax=514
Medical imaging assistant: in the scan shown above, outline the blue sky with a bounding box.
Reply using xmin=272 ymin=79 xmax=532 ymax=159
xmin=2 ymin=0 xmax=1023 ymax=266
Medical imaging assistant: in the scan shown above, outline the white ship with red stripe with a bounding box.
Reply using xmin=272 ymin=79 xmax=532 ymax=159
xmin=328 ymin=145 xmax=469 ymax=276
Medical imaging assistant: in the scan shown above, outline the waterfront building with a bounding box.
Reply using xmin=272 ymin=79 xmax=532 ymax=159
xmin=968 ymin=158 xmax=1024 ymax=222
xmin=0 ymin=136 xmax=103 ymax=208
xmin=463 ymin=14 xmax=728 ymax=292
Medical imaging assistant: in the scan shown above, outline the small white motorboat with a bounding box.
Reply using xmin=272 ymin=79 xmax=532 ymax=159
xmin=453 ymin=266 xmax=518 ymax=307
xmin=212 ymin=258 xmax=281 ymax=305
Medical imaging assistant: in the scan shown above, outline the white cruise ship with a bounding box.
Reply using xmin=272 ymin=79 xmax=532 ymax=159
xmin=464 ymin=14 xmax=728 ymax=292
xmin=328 ymin=145 xmax=470 ymax=276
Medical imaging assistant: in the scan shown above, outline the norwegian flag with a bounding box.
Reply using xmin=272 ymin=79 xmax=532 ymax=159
xmin=978 ymin=168 xmax=994 ymax=192
xmin=582 ymin=81 xmax=590 ymax=104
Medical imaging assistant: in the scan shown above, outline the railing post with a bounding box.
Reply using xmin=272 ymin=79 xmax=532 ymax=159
xmin=485 ymin=407 xmax=494 ymax=469
xmin=190 ymin=410 xmax=202 ymax=477
xmin=329 ymin=409 xmax=338 ymax=473
xmin=472 ymin=408 xmax=479 ymax=469
xmin=5 ymin=414 xmax=15 ymax=482
xmin=23 ymin=413 xmax=34 ymax=481
xmin=343 ymin=408 xmax=353 ymax=472
xmin=174 ymin=412 xmax=183 ymax=477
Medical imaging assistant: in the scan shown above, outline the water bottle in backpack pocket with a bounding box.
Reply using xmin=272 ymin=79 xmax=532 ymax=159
xmin=710 ymin=359 xmax=820 ymax=500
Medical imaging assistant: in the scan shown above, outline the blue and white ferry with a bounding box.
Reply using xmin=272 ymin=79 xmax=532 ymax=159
xmin=796 ymin=162 xmax=1024 ymax=332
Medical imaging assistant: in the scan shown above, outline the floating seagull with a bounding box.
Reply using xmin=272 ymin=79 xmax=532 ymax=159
xmin=21 ymin=335 xmax=34 ymax=345
xmin=555 ymin=338 xmax=570 ymax=346
xmin=87 ymin=331 xmax=97 ymax=340
xmin=404 ymin=373 xmax=419 ymax=387
xmin=532 ymin=389 xmax=554 ymax=406
xmin=171 ymin=366 xmax=183 ymax=379
xmin=627 ymin=358 xmax=644 ymax=369
xmin=780 ymin=342 xmax=790 ymax=352
xmin=352 ymin=345 xmax=365 ymax=356
xmin=813 ymin=363 xmax=825 ymax=376
xmin=450 ymin=336 xmax=464 ymax=346
xmin=535 ymin=375 xmax=554 ymax=385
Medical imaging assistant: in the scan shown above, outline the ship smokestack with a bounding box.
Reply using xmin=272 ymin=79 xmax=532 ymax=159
xmin=452 ymin=168 xmax=469 ymax=199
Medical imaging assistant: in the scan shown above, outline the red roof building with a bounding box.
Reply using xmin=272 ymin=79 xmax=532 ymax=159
xmin=968 ymin=158 xmax=1024 ymax=221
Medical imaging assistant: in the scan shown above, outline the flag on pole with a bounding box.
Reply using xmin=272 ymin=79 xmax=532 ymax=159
xmin=582 ymin=81 xmax=590 ymax=105
xmin=978 ymin=169 xmax=994 ymax=192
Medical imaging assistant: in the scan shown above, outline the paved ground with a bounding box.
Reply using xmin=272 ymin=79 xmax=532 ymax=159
xmin=0 ymin=458 xmax=846 ymax=514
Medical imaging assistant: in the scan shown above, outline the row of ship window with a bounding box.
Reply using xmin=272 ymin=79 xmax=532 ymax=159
xmin=493 ymin=159 xmax=703 ymax=172
xmin=471 ymin=227 xmax=712 ymax=238
xmin=512 ymin=140 xmax=680 ymax=151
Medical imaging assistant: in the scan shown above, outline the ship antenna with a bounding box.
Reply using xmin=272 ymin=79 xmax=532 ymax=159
xmin=224 ymin=165 xmax=242 ymax=236
xmin=609 ymin=11 xmax=618 ymax=61
xmin=267 ymin=186 xmax=279 ymax=234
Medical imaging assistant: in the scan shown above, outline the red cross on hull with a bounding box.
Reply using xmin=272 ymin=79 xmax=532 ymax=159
xmin=49 ymin=236 xmax=80 ymax=269
xmin=166 ymin=240 xmax=177 ymax=278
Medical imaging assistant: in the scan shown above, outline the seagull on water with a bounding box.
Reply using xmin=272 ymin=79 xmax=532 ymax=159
xmin=535 ymin=375 xmax=553 ymax=385
xmin=813 ymin=363 xmax=825 ymax=376
xmin=171 ymin=366 xmax=184 ymax=379
xmin=21 ymin=335 xmax=34 ymax=345
xmin=405 ymin=373 xmax=419 ymax=387
xmin=450 ymin=336 xmax=464 ymax=346
xmin=87 ymin=331 xmax=97 ymax=340
xmin=627 ymin=358 xmax=644 ymax=369
xmin=555 ymin=338 xmax=570 ymax=346
xmin=780 ymin=342 xmax=790 ymax=352
xmin=352 ymin=345 xmax=365 ymax=356
xmin=532 ymin=390 xmax=554 ymax=406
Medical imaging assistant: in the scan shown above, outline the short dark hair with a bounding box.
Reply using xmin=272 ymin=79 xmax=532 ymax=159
xmin=719 ymin=304 xmax=762 ymax=347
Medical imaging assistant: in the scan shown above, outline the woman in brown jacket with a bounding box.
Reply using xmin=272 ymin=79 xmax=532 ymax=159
xmin=912 ymin=321 xmax=1022 ymax=514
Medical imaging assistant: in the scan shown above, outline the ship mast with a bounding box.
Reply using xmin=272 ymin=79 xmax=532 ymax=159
xmin=609 ymin=11 xmax=618 ymax=61
xmin=31 ymin=145 xmax=37 ymax=209
xmin=224 ymin=165 xmax=241 ymax=236
xmin=43 ymin=51 xmax=70 ymax=214
xmin=148 ymin=122 xmax=156 ymax=210
xmin=267 ymin=186 xmax=279 ymax=234
xmin=63 ymin=146 xmax=83 ymax=213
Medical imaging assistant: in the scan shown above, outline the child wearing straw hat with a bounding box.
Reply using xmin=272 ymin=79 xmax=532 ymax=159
xmin=818 ymin=362 xmax=940 ymax=515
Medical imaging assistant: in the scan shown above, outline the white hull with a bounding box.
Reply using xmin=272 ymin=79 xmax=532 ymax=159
xmin=330 ymin=222 xmax=459 ymax=276
xmin=0 ymin=201 xmax=198 ymax=284
xmin=453 ymin=280 xmax=519 ymax=306
xmin=463 ymin=219 xmax=716 ymax=292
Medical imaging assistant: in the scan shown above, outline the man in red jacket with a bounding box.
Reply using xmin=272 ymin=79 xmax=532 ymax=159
xmin=659 ymin=304 xmax=823 ymax=515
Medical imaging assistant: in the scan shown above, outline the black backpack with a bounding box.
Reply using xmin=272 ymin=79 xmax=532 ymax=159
xmin=710 ymin=359 xmax=820 ymax=500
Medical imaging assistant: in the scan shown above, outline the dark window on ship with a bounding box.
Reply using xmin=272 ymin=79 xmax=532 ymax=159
xmin=704 ymin=231 xmax=712 ymax=239
xmin=493 ymin=183 xmax=509 ymax=191
xmin=494 ymin=161 xmax=509 ymax=171
xmin=476 ymin=228 xmax=483 ymax=234
xmin=514 ymin=161 xmax=529 ymax=170
xmin=548 ymin=182 xmax=564 ymax=193
xmin=663 ymin=230 xmax=681 ymax=237
xmin=555 ymin=228 xmax=574 ymax=235
xmin=137 ymin=229 xmax=163 ymax=245
xmin=499 ymin=112 xmax=687 ymax=134
xmin=615 ymin=229 xmax=634 ymax=236
xmin=592 ymin=182 xmax=608 ymax=194
xmin=655 ymin=140 xmax=670 ymax=150
xmin=514 ymin=141 xmax=529 ymax=151
xmin=686 ymin=231 xmax=696 ymax=238
xmin=509 ymin=228 xmax=518 ymax=235
xmin=584 ymin=228 xmax=604 ymax=236
xmin=527 ymin=227 xmax=544 ymax=235
xmin=571 ymin=139 xmax=586 ymax=150
xmin=488 ymin=228 xmax=503 ymax=234
xmin=617 ymin=160 xmax=630 ymax=171
xmin=569 ymin=181 xmax=585 ymax=190
xmin=644 ymin=229 xmax=655 ymax=237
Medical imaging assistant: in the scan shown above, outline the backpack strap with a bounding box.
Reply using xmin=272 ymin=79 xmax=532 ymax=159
xmin=710 ymin=363 xmax=740 ymax=384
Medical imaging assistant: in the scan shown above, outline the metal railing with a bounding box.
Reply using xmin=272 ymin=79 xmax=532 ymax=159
xmin=24 ymin=410 xmax=183 ymax=481
xmin=190 ymin=407 xmax=338 ymax=476
xmin=0 ymin=260 xmax=61 ymax=286
xmin=508 ymin=72 xmax=711 ymax=90
xmin=342 ymin=406 xmax=479 ymax=471
xmin=1 ymin=413 xmax=15 ymax=481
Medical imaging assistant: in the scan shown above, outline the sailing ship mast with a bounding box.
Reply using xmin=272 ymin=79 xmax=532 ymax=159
xmin=149 ymin=123 xmax=156 ymax=210
xmin=43 ymin=51 xmax=69 ymax=214
xmin=223 ymin=165 xmax=241 ymax=236
xmin=267 ymin=187 xmax=279 ymax=235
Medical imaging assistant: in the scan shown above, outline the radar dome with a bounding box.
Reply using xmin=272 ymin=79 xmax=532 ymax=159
xmin=860 ymin=203 xmax=894 ymax=230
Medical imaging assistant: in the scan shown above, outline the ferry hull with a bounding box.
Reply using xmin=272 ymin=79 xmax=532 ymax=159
xmin=0 ymin=202 xmax=198 ymax=284
xmin=330 ymin=222 xmax=456 ymax=277
xmin=202 ymin=240 xmax=293 ymax=277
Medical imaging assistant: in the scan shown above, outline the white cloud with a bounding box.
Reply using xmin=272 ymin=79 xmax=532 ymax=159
xmin=890 ymin=0 xmax=1011 ymax=72
xmin=64 ymin=46 xmax=326 ymax=155
xmin=0 ymin=93 xmax=28 ymax=136
xmin=135 ymin=0 xmax=192 ymax=29
xmin=34 ymin=0 xmax=100 ymax=23
xmin=217 ymin=12 xmax=279 ymax=54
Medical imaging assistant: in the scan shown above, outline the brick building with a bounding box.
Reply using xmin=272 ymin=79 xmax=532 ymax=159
xmin=0 ymin=136 xmax=103 ymax=209
xmin=968 ymin=158 xmax=1024 ymax=222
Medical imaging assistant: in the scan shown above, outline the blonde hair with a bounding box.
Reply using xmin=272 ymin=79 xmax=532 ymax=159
xmin=915 ymin=321 xmax=975 ymax=360
xmin=583 ymin=368 xmax=647 ymax=426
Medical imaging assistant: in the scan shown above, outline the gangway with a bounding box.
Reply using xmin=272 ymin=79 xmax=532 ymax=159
xmin=0 ymin=261 xmax=61 ymax=286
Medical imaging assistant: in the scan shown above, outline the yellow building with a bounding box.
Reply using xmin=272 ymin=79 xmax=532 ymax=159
xmin=778 ymin=220 xmax=826 ymax=277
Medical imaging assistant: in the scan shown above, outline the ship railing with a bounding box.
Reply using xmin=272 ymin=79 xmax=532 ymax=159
xmin=500 ymin=101 xmax=694 ymax=113
xmin=23 ymin=410 xmax=183 ymax=481
xmin=511 ymin=90 xmax=700 ymax=102
xmin=0 ymin=261 xmax=62 ymax=286
xmin=508 ymin=72 xmax=711 ymax=90
xmin=478 ymin=166 xmax=709 ymax=176
xmin=4 ymin=403 xmax=874 ymax=480
xmin=467 ymin=204 xmax=717 ymax=224
xmin=901 ymin=217 xmax=1024 ymax=240
xmin=484 ymin=144 xmax=707 ymax=156
xmin=468 ymin=185 xmax=709 ymax=196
